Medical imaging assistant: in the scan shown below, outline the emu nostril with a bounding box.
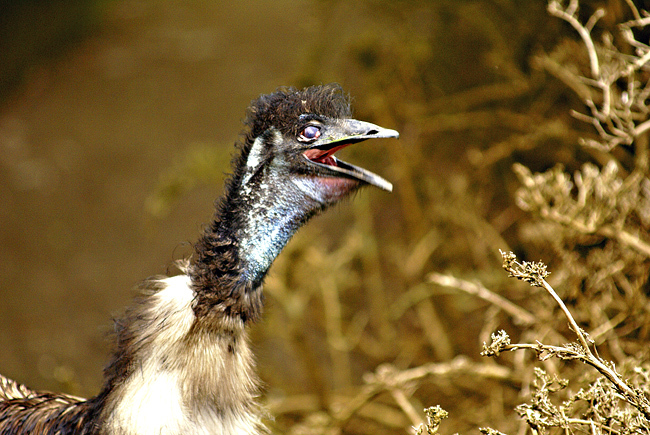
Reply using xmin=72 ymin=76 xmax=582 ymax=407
xmin=367 ymin=129 xmax=379 ymax=135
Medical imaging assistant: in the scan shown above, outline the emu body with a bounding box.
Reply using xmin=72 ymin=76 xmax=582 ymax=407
xmin=0 ymin=84 xmax=398 ymax=434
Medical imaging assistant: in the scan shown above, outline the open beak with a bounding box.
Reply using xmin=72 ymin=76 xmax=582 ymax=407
xmin=302 ymin=119 xmax=399 ymax=192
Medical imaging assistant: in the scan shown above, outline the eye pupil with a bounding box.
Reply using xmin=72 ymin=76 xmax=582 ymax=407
xmin=301 ymin=125 xmax=320 ymax=140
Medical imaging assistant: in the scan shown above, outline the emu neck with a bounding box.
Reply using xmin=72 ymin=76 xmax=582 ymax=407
xmin=237 ymin=193 xmax=307 ymax=283
xmin=191 ymin=160 xmax=320 ymax=321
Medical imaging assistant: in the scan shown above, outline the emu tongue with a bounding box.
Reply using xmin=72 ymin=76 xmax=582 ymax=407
xmin=303 ymin=144 xmax=348 ymax=167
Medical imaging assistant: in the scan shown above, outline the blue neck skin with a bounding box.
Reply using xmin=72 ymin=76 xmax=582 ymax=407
xmin=234 ymin=168 xmax=319 ymax=286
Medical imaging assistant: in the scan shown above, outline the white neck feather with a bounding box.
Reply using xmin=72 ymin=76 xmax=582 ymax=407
xmin=99 ymin=275 xmax=266 ymax=435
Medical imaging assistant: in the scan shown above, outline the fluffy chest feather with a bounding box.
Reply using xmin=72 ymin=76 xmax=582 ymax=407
xmin=100 ymin=275 xmax=265 ymax=435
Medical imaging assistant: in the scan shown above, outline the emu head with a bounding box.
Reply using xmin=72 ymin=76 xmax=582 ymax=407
xmin=234 ymin=84 xmax=398 ymax=208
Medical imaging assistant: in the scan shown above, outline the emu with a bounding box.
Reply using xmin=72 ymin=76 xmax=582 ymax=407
xmin=0 ymin=84 xmax=398 ymax=434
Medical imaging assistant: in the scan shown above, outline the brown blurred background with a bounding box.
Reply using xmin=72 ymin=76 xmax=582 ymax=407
xmin=1 ymin=1 xmax=644 ymax=433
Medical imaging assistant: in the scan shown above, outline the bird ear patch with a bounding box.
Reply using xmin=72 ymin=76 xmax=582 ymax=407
xmin=245 ymin=136 xmax=266 ymax=171
xmin=241 ymin=128 xmax=280 ymax=186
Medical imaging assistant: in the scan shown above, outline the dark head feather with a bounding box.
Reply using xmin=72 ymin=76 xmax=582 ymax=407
xmin=244 ymin=84 xmax=352 ymax=140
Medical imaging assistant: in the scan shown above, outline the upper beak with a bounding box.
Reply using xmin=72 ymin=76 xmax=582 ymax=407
xmin=331 ymin=119 xmax=400 ymax=142
xmin=303 ymin=119 xmax=399 ymax=192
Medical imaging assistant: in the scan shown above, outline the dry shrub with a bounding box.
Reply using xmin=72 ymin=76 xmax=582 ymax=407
xmin=149 ymin=1 xmax=650 ymax=433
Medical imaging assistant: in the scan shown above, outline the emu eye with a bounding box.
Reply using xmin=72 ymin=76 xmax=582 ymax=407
xmin=299 ymin=125 xmax=321 ymax=142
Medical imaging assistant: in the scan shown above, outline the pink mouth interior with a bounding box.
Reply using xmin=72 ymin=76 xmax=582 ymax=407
xmin=303 ymin=144 xmax=351 ymax=166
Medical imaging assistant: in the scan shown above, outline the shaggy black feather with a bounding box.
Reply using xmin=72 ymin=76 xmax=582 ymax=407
xmin=0 ymin=375 xmax=98 ymax=434
xmin=245 ymin=84 xmax=351 ymax=139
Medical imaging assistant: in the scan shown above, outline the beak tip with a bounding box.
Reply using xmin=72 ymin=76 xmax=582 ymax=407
xmin=378 ymin=128 xmax=399 ymax=140
xmin=377 ymin=179 xmax=393 ymax=192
